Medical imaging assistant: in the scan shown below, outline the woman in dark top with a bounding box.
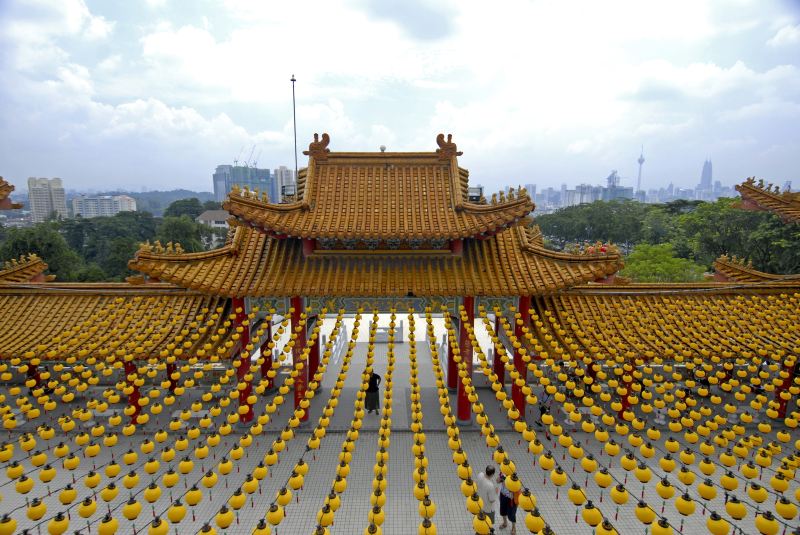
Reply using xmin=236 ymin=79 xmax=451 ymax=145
xmin=366 ymin=372 xmax=382 ymax=414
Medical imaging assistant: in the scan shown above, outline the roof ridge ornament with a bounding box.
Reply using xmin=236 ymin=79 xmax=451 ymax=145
xmin=303 ymin=133 xmax=331 ymax=160
xmin=435 ymin=133 xmax=462 ymax=160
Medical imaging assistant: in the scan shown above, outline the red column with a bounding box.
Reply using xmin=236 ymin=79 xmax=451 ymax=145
xmin=260 ymin=321 xmax=274 ymax=390
xmin=124 ymin=360 xmax=141 ymax=424
xmin=26 ymin=362 xmax=41 ymax=389
xmin=447 ymin=318 xmax=458 ymax=391
xmin=776 ymin=362 xmax=797 ymax=419
xmin=457 ymin=296 xmax=475 ymax=423
xmin=232 ymin=297 xmax=253 ymax=424
xmin=512 ymin=296 xmax=531 ymax=417
xmin=308 ymin=316 xmax=320 ymax=386
xmin=291 ymin=296 xmax=308 ymax=422
xmin=166 ymin=362 xmax=177 ymax=393
xmin=492 ymin=315 xmax=504 ymax=385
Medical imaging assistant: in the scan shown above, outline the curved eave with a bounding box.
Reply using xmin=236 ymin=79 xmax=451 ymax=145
xmin=735 ymin=182 xmax=800 ymax=223
xmin=713 ymin=256 xmax=796 ymax=283
xmin=0 ymin=258 xmax=50 ymax=283
xmin=224 ymin=191 xmax=534 ymax=241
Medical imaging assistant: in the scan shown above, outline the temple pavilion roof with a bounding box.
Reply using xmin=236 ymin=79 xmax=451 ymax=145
xmin=0 ymin=283 xmax=230 ymax=360
xmin=712 ymin=254 xmax=800 ymax=283
xmin=736 ymin=177 xmax=800 ymax=223
xmin=223 ymin=133 xmax=534 ymax=241
xmin=0 ymin=254 xmax=53 ymax=283
xmin=129 ymin=223 xmax=622 ymax=298
xmin=0 ymin=177 xmax=23 ymax=210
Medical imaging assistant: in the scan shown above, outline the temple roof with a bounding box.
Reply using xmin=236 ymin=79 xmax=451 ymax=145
xmin=712 ymin=254 xmax=800 ymax=283
xmin=223 ymin=134 xmax=534 ymax=241
xmin=735 ymin=177 xmax=800 ymax=223
xmin=0 ymin=283 xmax=229 ymax=360
xmin=0 ymin=254 xmax=53 ymax=283
xmin=129 ymin=224 xmax=622 ymax=297
xmin=0 ymin=177 xmax=23 ymax=210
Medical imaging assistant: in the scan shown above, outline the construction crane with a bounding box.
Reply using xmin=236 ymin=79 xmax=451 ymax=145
xmin=233 ymin=145 xmax=244 ymax=166
xmin=252 ymin=149 xmax=262 ymax=169
xmin=245 ymin=144 xmax=256 ymax=167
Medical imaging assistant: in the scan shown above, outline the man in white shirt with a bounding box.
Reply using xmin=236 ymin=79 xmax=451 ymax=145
xmin=476 ymin=465 xmax=498 ymax=534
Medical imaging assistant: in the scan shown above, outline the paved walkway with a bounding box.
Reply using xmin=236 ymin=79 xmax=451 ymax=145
xmin=0 ymin=315 xmax=796 ymax=534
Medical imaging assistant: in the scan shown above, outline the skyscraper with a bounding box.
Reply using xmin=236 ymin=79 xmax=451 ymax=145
xmin=274 ymin=166 xmax=296 ymax=201
xmin=699 ymin=160 xmax=712 ymax=189
xmin=212 ymin=165 xmax=277 ymax=202
xmin=27 ymin=177 xmax=67 ymax=222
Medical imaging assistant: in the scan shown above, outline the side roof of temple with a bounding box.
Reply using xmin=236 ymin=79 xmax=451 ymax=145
xmin=223 ymin=133 xmax=534 ymax=241
xmin=735 ymin=177 xmax=800 ymax=223
xmin=0 ymin=254 xmax=54 ymax=283
xmin=0 ymin=177 xmax=23 ymax=210
xmin=712 ymin=254 xmax=800 ymax=283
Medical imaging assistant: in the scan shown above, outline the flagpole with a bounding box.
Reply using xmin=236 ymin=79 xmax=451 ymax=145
xmin=291 ymin=74 xmax=298 ymax=181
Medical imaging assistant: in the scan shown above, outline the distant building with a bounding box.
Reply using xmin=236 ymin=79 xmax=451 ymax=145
xmin=197 ymin=209 xmax=230 ymax=247
xmin=213 ymin=165 xmax=281 ymax=202
xmin=28 ymin=177 xmax=67 ymax=223
xmin=274 ymin=166 xmax=296 ymax=201
xmin=72 ymin=195 xmax=137 ymax=218
xmin=196 ymin=209 xmax=230 ymax=230
xmin=696 ymin=160 xmax=713 ymax=200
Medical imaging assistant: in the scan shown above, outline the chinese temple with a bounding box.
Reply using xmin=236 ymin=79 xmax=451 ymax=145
xmin=0 ymin=137 xmax=797 ymax=535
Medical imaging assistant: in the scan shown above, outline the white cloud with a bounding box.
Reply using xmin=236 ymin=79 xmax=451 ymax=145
xmin=767 ymin=24 xmax=800 ymax=47
xmin=1 ymin=0 xmax=800 ymax=190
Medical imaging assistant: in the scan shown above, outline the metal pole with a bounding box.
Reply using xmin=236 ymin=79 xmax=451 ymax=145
xmin=291 ymin=75 xmax=298 ymax=180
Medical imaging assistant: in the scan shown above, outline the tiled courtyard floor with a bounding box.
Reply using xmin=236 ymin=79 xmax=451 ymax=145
xmin=0 ymin=316 xmax=797 ymax=534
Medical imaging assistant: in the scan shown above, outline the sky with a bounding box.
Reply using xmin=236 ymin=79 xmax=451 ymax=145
xmin=1 ymin=0 xmax=799 ymax=193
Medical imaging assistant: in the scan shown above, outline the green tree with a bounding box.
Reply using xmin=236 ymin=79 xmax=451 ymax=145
xmin=164 ymin=198 xmax=204 ymax=219
xmin=0 ymin=224 xmax=83 ymax=280
xmin=641 ymin=207 xmax=676 ymax=245
xmin=156 ymin=216 xmax=204 ymax=252
xmin=202 ymin=200 xmax=223 ymax=211
xmin=620 ymin=243 xmax=706 ymax=282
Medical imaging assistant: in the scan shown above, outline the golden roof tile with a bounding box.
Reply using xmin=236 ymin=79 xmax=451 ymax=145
xmin=0 ymin=284 xmax=229 ymax=360
xmin=223 ymin=134 xmax=534 ymax=241
xmin=129 ymin=224 xmax=623 ymax=297
xmin=735 ymin=177 xmax=800 ymax=223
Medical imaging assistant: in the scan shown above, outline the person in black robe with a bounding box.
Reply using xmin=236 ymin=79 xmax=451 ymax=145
xmin=366 ymin=372 xmax=382 ymax=414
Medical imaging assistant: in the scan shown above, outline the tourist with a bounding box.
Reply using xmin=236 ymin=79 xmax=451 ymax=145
xmin=476 ymin=466 xmax=498 ymax=534
xmin=498 ymin=472 xmax=518 ymax=534
xmin=365 ymin=372 xmax=382 ymax=414
xmin=536 ymin=390 xmax=552 ymax=427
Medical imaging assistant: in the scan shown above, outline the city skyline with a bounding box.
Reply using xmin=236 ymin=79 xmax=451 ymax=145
xmin=1 ymin=1 xmax=799 ymax=192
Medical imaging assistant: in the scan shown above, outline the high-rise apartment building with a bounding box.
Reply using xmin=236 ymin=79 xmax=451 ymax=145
xmin=72 ymin=195 xmax=137 ymax=218
xmin=27 ymin=177 xmax=67 ymax=222
xmin=274 ymin=166 xmax=296 ymax=201
xmin=212 ymin=165 xmax=279 ymax=202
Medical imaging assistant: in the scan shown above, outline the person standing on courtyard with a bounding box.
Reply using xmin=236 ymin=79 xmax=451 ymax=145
xmin=366 ymin=371 xmax=381 ymax=414
xmin=498 ymin=472 xmax=518 ymax=534
xmin=476 ymin=466 xmax=498 ymax=534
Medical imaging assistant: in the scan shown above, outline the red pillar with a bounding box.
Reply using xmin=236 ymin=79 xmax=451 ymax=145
xmin=26 ymin=363 xmax=41 ymax=389
xmin=447 ymin=317 xmax=458 ymax=391
xmin=232 ymin=297 xmax=253 ymax=424
xmin=291 ymin=296 xmax=308 ymax=422
xmin=457 ymin=296 xmax=475 ymax=424
xmin=124 ymin=361 xmax=141 ymax=424
xmin=260 ymin=321 xmax=274 ymax=390
xmin=166 ymin=362 xmax=177 ymax=393
xmin=308 ymin=316 xmax=320 ymax=386
xmin=512 ymin=296 xmax=531 ymax=417
xmin=492 ymin=315 xmax=505 ymax=385
xmin=776 ymin=362 xmax=797 ymax=419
